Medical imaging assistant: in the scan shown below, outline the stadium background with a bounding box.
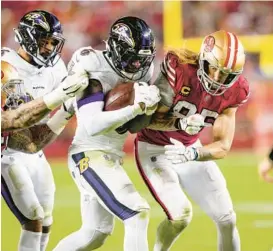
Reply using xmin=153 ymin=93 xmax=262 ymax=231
xmin=1 ymin=1 xmax=273 ymax=251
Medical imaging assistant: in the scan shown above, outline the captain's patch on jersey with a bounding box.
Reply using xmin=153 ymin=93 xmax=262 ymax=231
xmin=181 ymin=86 xmax=191 ymax=96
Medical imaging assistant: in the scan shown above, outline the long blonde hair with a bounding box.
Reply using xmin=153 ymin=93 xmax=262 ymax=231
xmin=165 ymin=47 xmax=199 ymax=65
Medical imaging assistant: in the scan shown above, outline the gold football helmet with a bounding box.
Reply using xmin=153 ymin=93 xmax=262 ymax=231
xmin=198 ymin=30 xmax=245 ymax=96
xmin=1 ymin=61 xmax=25 ymax=109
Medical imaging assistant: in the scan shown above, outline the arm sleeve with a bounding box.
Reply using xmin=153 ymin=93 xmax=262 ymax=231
xmin=77 ymin=92 xmax=142 ymax=136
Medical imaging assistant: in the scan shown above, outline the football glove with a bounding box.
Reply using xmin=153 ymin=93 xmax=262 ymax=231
xmin=133 ymin=82 xmax=161 ymax=115
xmin=178 ymin=114 xmax=205 ymax=135
xmin=164 ymin=138 xmax=199 ymax=164
xmin=44 ymin=67 xmax=89 ymax=110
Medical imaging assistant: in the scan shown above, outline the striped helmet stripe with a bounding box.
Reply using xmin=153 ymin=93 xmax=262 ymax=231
xmin=231 ymin=32 xmax=239 ymax=70
xmin=224 ymin=32 xmax=239 ymax=70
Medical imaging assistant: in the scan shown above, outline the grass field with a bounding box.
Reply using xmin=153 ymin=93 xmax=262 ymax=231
xmin=1 ymin=153 xmax=273 ymax=251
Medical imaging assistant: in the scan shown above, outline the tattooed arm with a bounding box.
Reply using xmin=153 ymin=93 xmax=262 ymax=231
xmin=7 ymin=101 xmax=74 ymax=153
xmin=1 ymin=98 xmax=51 ymax=132
xmin=147 ymin=103 xmax=178 ymax=131
xmin=7 ymin=124 xmax=57 ymax=153
xmin=2 ymin=69 xmax=89 ymax=132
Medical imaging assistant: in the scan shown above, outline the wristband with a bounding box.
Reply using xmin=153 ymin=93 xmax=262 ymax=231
xmin=46 ymin=107 xmax=70 ymax=135
xmin=43 ymin=87 xmax=64 ymax=110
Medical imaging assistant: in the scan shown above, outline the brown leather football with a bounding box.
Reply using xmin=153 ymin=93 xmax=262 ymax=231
xmin=104 ymin=82 xmax=134 ymax=111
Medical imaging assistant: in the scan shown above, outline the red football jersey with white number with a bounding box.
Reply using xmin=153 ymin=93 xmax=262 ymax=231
xmin=137 ymin=52 xmax=250 ymax=146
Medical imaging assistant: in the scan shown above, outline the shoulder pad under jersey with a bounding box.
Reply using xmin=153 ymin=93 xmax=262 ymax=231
xmin=160 ymin=52 xmax=193 ymax=96
xmin=228 ymin=76 xmax=250 ymax=107
xmin=160 ymin=52 xmax=180 ymax=89
xmin=67 ymin=46 xmax=102 ymax=75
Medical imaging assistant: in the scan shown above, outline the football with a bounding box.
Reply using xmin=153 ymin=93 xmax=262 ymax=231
xmin=104 ymin=82 xmax=135 ymax=111
xmin=104 ymin=82 xmax=152 ymax=133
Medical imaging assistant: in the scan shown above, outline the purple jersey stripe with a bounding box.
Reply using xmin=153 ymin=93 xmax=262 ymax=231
xmin=72 ymin=153 xmax=138 ymax=220
xmin=1 ymin=176 xmax=29 ymax=225
xmin=77 ymin=92 xmax=104 ymax=109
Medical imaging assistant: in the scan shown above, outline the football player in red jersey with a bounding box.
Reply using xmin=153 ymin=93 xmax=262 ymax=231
xmin=135 ymin=30 xmax=249 ymax=251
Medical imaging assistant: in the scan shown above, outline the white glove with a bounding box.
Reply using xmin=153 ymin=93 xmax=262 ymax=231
xmin=164 ymin=138 xmax=199 ymax=164
xmin=179 ymin=114 xmax=204 ymax=135
xmin=133 ymin=82 xmax=161 ymax=115
xmin=43 ymin=69 xmax=89 ymax=110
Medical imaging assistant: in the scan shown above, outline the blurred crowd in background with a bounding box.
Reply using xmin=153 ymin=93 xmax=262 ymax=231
xmin=2 ymin=1 xmax=273 ymax=154
xmin=2 ymin=1 xmax=273 ymax=80
xmin=183 ymin=1 xmax=273 ymax=37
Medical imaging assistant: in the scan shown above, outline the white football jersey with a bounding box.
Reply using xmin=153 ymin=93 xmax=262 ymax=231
xmin=1 ymin=47 xmax=67 ymax=99
xmin=1 ymin=47 xmax=67 ymax=156
xmin=69 ymin=47 xmax=154 ymax=156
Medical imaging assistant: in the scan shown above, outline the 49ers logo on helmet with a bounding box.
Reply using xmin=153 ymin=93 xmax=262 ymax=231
xmin=204 ymin=36 xmax=215 ymax=52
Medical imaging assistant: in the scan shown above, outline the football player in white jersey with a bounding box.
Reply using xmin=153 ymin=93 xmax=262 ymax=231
xmin=1 ymin=60 xmax=88 ymax=154
xmin=1 ymin=10 xmax=81 ymax=251
xmin=53 ymin=17 xmax=160 ymax=251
